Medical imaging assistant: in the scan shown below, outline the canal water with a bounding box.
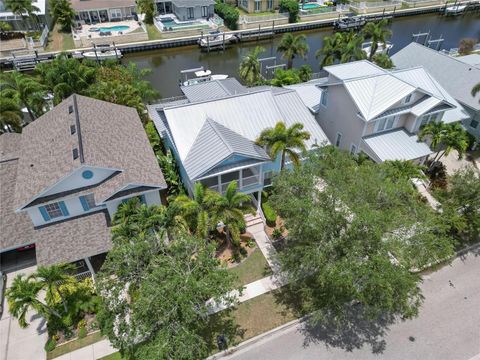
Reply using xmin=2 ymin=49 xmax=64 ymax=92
xmin=124 ymin=13 xmax=480 ymax=98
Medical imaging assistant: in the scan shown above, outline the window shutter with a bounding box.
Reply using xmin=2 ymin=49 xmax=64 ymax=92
xmin=59 ymin=201 xmax=70 ymax=216
xmin=79 ymin=196 xmax=89 ymax=211
xmin=39 ymin=206 xmax=50 ymax=221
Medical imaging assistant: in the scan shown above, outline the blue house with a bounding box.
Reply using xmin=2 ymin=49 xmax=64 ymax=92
xmin=148 ymin=79 xmax=329 ymax=210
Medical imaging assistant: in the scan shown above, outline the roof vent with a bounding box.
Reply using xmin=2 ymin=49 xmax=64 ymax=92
xmin=72 ymin=148 xmax=79 ymax=160
xmin=68 ymin=105 xmax=74 ymax=114
xmin=70 ymin=125 xmax=76 ymax=135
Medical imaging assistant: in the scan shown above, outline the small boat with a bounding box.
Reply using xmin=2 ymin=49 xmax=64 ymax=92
xmin=198 ymin=32 xmax=234 ymax=48
xmin=182 ymin=69 xmax=228 ymax=86
xmin=362 ymin=41 xmax=393 ymax=58
xmin=333 ymin=16 xmax=366 ymax=31
xmin=444 ymin=4 xmax=466 ymax=15
xmin=79 ymin=48 xmax=123 ymax=60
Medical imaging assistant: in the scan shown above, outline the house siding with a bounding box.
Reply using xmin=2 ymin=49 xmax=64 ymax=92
xmin=238 ymin=0 xmax=279 ymax=13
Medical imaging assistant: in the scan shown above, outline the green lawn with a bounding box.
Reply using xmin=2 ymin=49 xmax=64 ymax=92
xmin=227 ymin=248 xmax=272 ymax=286
xmin=47 ymin=331 xmax=104 ymax=359
xmin=45 ymin=23 xmax=75 ymax=52
xmin=99 ymin=353 xmax=123 ymax=360
xmin=145 ymin=24 xmax=162 ymax=40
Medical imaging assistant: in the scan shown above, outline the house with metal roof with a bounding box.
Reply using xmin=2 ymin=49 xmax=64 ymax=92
xmin=392 ymin=42 xmax=480 ymax=142
xmin=148 ymin=85 xmax=329 ymax=208
xmin=0 ymin=95 xmax=166 ymax=273
xmin=289 ymin=60 xmax=468 ymax=163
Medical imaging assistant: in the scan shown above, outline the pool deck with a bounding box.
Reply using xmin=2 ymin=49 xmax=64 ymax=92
xmin=73 ymin=20 xmax=141 ymax=40
xmin=154 ymin=15 xmax=214 ymax=32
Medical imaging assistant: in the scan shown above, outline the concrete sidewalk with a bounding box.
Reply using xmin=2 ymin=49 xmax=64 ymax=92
xmin=247 ymin=222 xmax=281 ymax=273
xmin=55 ymin=339 xmax=116 ymax=360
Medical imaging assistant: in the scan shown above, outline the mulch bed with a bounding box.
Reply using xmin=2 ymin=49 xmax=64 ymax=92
xmin=215 ymin=233 xmax=256 ymax=268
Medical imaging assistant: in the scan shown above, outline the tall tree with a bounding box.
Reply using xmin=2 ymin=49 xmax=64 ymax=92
xmin=436 ymin=122 xmax=469 ymax=161
xmin=0 ymin=96 xmax=22 ymax=133
xmin=6 ymin=274 xmax=61 ymax=328
xmin=316 ymin=32 xmax=344 ymax=67
xmin=137 ymin=0 xmax=155 ymax=25
xmin=34 ymin=264 xmax=75 ymax=313
xmin=173 ymin=183 xmax=217 ymax=239
xmin=4 ymin=0 xmax=40 ymax=30
xmin=276 ymin=33 xmax=309 ymax=69
xmin=472 ymin=82 xmax=480 ymax=102
xmin=256 ymin=121 xmax=311 ymax=170
xmin=339 ymin=31 xmax=366 ymax=63
xmin=208 ymin=181 xmax=252 ymax=246
xmin=361 ymin=19 xmax=392 ymax=61
xmin=269 ymin=147 xmax=454 ymax=322
xmin=49 ymin=0 xmax=75 ymax=32
xmin=0 ymin=72 xmax=46 ymax=121
xmin=418 ymin=121 xmax=446 ymax=160
xmin=372 ymin=53 xmax=394 ymax=69
xmin=97 ymin=227 xmax=237 ymax=358
xmin=36 ymin=55 xmax=97 ymax=104
xmin=239 ymin=46 xmax=265 ymax=86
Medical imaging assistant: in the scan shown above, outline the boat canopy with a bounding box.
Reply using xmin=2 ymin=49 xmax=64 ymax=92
xmin=195 ymin=70 xmax=212 ymax=77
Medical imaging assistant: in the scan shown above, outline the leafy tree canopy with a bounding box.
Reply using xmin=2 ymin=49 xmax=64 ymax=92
xmin=269 ymin=146 xmax=455 ymax=321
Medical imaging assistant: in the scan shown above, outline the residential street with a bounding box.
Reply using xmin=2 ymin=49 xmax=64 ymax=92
xmin=221 ymin=249 xmax=480 ymax=360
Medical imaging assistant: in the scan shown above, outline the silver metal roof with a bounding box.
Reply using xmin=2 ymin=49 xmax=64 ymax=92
xmin=455 ymin=54 xmax=480 ymax=68
xmin=324 ymin=60 xmax=384 ymax=80
xmin=285 ymin=79 xmax=328 ymax=113
xmin=183 ymin=119 xmax=269 ymax=180
xmin=392 ymin=43 xmax=480 ymax=111
xmin=180 ymin=78 xmax=247 ymax=103
xmin=362 ymin=129 xmax=432 ymax=162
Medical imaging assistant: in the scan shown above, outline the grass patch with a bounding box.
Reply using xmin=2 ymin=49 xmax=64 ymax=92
xmin=99 ymin=353 xmax=123 ymax=360
xmin=227 ymin=248 xmax=272 ymax=286
xmin=47 ymin=331 xmax=104 ymax=359
xmin=45 ymin=23 xmax=74 ymax=52
xmin=145 ymin=24 xmax=162 ymax=40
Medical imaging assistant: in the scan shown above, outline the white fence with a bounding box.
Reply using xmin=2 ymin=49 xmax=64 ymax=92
xmin=350 ymin=0 xmax=401 ymax=9
xmin=26 ymin=25 xmax=49 ymax=49
xmin=239 ymin=12 xmax=289 ymax=24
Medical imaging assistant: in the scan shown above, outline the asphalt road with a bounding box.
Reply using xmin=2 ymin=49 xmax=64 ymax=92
xmin=223 ymin=249 xmax=480 ymax=360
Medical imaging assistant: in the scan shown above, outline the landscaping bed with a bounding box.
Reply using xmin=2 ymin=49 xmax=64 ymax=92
xmin=215 ymin=232 xmax=257 ymax=266
xmin=47 ymin=331 xmax=104 ymax=360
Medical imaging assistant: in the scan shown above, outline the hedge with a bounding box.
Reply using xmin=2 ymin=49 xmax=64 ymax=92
xmin=215 ymin=2 xmax=239 ymax=30
xmin=262 ymin=201 xmax=277 ymax=227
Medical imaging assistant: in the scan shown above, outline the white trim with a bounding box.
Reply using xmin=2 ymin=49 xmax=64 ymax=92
xmin=350 ymin=143 xmax=357 ymax=155
xmin=195 ymin=160 xmax=269 ymax=181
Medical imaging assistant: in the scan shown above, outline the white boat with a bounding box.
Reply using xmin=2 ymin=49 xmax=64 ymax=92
xmin=182 ymin=69 xmax=228 ymax=86
xmin=79 ymin=48 xmax=122 ymax=60
xmin=362 ymin=41 xmax=393 ymax=58
xmin=198 ymin=33 xmax=234 ymax=48
xmin=444 ymin=4 xmax=466 ymax=15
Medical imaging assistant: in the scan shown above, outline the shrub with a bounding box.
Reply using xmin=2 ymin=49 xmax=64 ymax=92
xmin=231 ymin=252 xmax=242 ymax=263
xmin=459 ymin=38 xmax=477 ymax=55
xmin=262 ymin=201 xmax=277 ymax=227
xmin=78 ymin=326 xmax=87 ymax=339
xmin=45 ymin=338 xmax=57 ymax=352
xmin=279 ymin=0 xmax=299 ymax=23
xmin=246 ymin=239 xmax=256 ymax=248
xmin=63 ymin=328 xmax=74 ymax=340
xmin=239 ymin=246 xmax=248 ymax=257
xmin=215 ymin=2 xmax=239 ymax=30
xmin=77 ymin=319 xmax=87 ymax=329
xmin=272 ymin=228 xmax=283 ymax=240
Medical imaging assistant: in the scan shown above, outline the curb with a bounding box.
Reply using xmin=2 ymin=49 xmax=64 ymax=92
xmin=207 ymin=316 xmax=307 ymax=359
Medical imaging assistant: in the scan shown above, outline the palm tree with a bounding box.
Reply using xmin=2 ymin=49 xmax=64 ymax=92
xmin=276 ymin=33 xmax=309 ymax=69
xmin=316 ymin=32 xmax=344 ymax=67
xmin=361 ymin=19 xmax=392 ymax=61
xmin=6 ymin=274 xmax=61 ymax=328
xmin=209 ymin=181 xmax=252 ymax=246
xmin=239 ymin=46 xmax=265 ymax=86
xmin=372 ymin=53 xmax=394 ymax=69
xmin=418 ymin=121 xmax=446 ymax=160
xmin=0 ymin=72 xmax=46 ymax=121
xmin=174 ymin=183 xmax=218 ymax=239
xmin=256 ymin=121 xmax=311 ymax=170
xmin=137 ymin=0 xmax=155 ymax=25
xmin=0 ymin=96 xmax=22 ymax=133
xmin=298 ymin=64 xmax=313 ymax=82
xmin=436 ymin=122 xmax=469 ymax=161
xmin=34 ymin=264 xmax=75 ymax=313
xmin=49 ymin=0 xmax=75 ymax=32
xmin=4 ymin=0 xmax=40 ymax=30
xmin=113 ymin=197 xmax=142 ymax=225
xmin=340 ymin=31 xmax=366 ymax=63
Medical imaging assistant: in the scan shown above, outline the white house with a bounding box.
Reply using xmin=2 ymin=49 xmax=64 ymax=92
xmin=288 ymin=60 xmax=469 ymax=163
xmin=0 ymin=95 xmax=166 ymax=273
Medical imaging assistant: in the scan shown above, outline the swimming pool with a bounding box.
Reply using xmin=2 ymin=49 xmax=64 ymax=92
xmin=302 ymin=2 xmax=322 ymax=9
xmin=160 ymin=18 xmax=198 ymax=28
xmin=99 ymin=25 xmax=130 ymax=32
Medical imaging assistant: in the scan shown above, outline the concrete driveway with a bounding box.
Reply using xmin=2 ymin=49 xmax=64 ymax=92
xmin=0 ymin=266 xmax=47 ymax=360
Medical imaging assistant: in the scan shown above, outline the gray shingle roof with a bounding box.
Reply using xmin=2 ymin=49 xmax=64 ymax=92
xmin=14 ymin=95 xmax=166 ymax=209
xmin=183 ymin=118 xmax=269 ymax=180
xmin=392 ymin=42 xmax=480 ymax=111
xmin=362 ymin=129 xmax=433 ymax=162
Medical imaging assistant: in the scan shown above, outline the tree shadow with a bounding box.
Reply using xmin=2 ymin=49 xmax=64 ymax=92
xmin=30 ymin=313 xmax=48 ymax=335
xmin=204 ymin=308 xmax=245 ymax=353
xmin=274 ymin=286 xmax=397 ymax=355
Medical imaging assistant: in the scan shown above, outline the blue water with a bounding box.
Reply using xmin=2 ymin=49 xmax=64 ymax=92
xmin=302 ymin=3 xmax=321 ymax=9
xmin=99 ymin=25 xmax=130 ymax=32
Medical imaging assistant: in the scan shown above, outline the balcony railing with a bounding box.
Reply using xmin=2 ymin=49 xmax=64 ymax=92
xmin=207 ymin=175 xmax=261 ymax=193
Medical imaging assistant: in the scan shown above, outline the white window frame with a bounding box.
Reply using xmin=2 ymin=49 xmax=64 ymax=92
xmin=335 ymin=132 xmax=342 ymax=147
xmin=350 ymin=143 xmax=357 ymax=155
xmin=375 ymin=115 xmax=398 ymax=133
xmin=267 ymin=0 xmax=274 ymax=9
xmin=44 ymin=202 xmax=64 ymax=219
xmin=320 ymin=89 xmax=328 ymax=107
xmin=201 ymin=6 xmax=208 ymax=17
xmin=109 ymin=8 xmax=122 ymax=19
xmin=254 ymin=0 xmax=261 ymax=12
